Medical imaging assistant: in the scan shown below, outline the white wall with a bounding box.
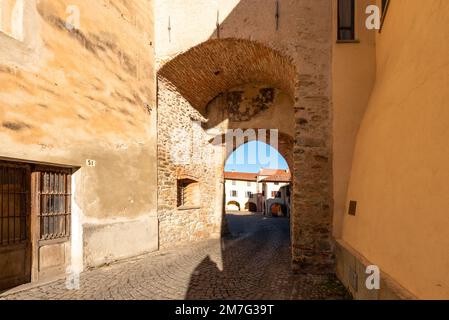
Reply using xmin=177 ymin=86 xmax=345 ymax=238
xmin=225 ymin=179 xmax=257 ymax=210
xmin=263 ymin=182 xmax=289 ymax=200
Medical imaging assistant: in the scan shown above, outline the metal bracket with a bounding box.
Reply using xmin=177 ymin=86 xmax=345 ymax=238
xmin=275 ymin=0 xmax=280 ymax=30
xmin=168 ymin=16 xmax=172 ymax=43
xmin=216 ymin=10 xmax=220 ymax=38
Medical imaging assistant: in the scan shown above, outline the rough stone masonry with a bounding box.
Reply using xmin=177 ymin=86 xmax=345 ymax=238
xmin=156 ymin=0 xmax=334 ymax=274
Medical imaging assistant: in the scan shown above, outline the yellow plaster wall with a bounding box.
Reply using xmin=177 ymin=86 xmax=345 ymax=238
xmin=342 ymin=0 xmax=449 ymax=299
xmin=332 ymin=0 xmax=377 ymax=239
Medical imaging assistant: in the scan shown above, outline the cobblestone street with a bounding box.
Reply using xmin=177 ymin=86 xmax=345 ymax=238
xmin=0 ymin=213 xmax=350 ymax=300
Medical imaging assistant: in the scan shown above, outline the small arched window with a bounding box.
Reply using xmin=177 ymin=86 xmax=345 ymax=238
xmin=0 ymin=0 xmax=24 ymax=41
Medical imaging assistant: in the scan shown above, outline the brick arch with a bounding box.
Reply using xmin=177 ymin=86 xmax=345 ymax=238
xmin=157 ymin=37 xmax=334 ymax=275
xmin=226 ymin=201 xmax=241 ymax=211
xmin=157 ymin=38 xmax=297 ymax=113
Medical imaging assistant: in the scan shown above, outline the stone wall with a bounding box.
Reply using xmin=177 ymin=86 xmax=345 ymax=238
xmin=157 ymin=78 xmax=222 ymax=247
xmin=155 ymin=0 xmax=334 ymax=274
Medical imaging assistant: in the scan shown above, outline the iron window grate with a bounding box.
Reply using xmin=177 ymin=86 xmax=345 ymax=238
xmin=38 ymin=170 xmax=71 ymax=241
xmin=0 ymin=163 xmax=29 ymax=246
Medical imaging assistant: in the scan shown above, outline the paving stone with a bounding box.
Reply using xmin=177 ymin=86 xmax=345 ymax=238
xmin=0 ymin=214 xmax=350 ymax=300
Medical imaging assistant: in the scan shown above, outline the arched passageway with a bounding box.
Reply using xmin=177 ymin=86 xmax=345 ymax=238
xmin=224 ymin=140 xmax=291 ymax=216
xmin=245 ymin=202 xmax=257 ymax=213
xmin=158 ymin=38 xmax=296 ymax=114
xmin=226 ymin=201 xmax=241 ymax=211
xmin=157 ymin=38 xmax=334 ymax=274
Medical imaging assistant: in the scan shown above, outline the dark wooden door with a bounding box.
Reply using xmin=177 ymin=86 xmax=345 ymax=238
xmin=0 ymin=162 xmax=31 ymax=291
xmin=270 ymin=203 xmax=282 ymax=217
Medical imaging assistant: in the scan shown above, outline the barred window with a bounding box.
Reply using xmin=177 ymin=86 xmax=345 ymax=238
xmin=38 ymin=168 xmax=71 ymax=241
xmin=337 ymin=0 xmax=355 ymax=41
xmin=177 ymin=178 xmax=200 ymax=208
xmin=0 ymin=163 xmax=29 ymax=245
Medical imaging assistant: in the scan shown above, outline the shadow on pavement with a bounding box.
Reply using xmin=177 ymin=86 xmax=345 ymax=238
xmin=185 ymin=213 xmax=350 ymax=300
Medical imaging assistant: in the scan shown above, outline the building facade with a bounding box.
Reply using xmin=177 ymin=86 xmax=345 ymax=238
xmin=224 ymin=170 xmax=291 ymax=214
xmin=0 ymin=0 xmax=157 ymax=290
xmin=257 ymin=169 xmax=291 ymax=216
xmin=224 ymin=172 xmax=258 ymax=212
xmin=0 ymin=0 xmax=448 ymax=299
xmin=155 ymin=0 xmax=334 ymax=276
xmin=332 ymin=0 xmax=449 ymax=299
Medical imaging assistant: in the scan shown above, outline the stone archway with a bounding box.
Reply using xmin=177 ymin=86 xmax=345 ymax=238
xmin=158 ymin=38 xmax=296 ymax=113
xmin=157 ymin=38 xmax=334 ymax=274
xmin=226 ymin=201 xmax=241 ymax=211
xmin=222 ymin=135 xmax=293 ymax=220
xmin=218 ymin=130 xmax=294 ymax=175
xmin=245 ymin=202 xmax=257 ymax=213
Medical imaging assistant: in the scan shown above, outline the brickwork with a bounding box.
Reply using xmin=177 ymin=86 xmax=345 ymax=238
xmin=157 ymin=38 xmax=296 ymax=113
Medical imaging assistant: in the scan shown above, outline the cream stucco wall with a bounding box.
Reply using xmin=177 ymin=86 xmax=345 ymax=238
xmin=332 ymin=0 xmax=376 ymax=239
xmin=342 ymin=0 xmax=449 ymax=299
xmin=156 ymin=0 xmax=336 ymax=272
xmin=0 ymin=0 xmax=158 ymax=269
xmin=225 ymin=179 xmax=257 ymax=210
xmin=263 ymin=182 xmax=289 ymax=201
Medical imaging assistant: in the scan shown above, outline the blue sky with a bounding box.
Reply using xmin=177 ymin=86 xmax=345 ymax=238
xmin=224 ymin=141 xmax=289 ymax=173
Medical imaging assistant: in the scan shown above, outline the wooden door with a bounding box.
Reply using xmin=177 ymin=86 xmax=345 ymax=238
xmin=0 ymin=162 xmax=31 ymax=291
